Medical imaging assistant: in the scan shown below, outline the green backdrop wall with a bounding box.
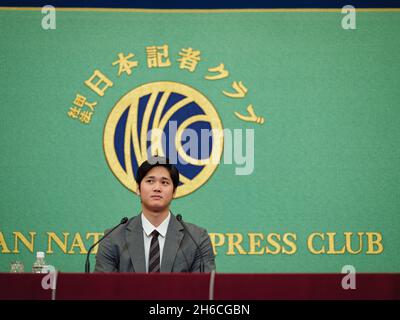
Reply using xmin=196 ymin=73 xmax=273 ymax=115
xmin=1 ymin=8 xmax=399 ymax=273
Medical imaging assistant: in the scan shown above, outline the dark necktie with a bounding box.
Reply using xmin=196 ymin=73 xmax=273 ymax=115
xmin=149 ymin=230 xmax=160 ymax=272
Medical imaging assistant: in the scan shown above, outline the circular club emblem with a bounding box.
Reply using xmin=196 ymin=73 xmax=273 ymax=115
xmin=103 ymin=81 xmax=224 ymax=198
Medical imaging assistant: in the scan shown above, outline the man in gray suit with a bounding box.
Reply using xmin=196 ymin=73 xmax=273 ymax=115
xmin=94 ymin=157 xmax=216 ymax=272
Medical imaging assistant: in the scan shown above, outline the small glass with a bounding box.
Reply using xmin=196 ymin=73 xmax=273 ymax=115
xmin=10 ymin=261 xmax=24 ymax=273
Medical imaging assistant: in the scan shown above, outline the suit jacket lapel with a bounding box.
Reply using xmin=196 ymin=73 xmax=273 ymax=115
xmin=161 ymin=214 xmax=184 ymax=272
xmin=125 ymin=215 xmax=146 ymax=273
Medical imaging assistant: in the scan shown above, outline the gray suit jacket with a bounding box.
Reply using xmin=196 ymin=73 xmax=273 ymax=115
xmin=94 ymin=213 xmax=216 ymax=272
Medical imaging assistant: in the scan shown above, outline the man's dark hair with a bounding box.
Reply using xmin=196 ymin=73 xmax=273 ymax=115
xmin=135 ymin=156 xmax=180 ymax=191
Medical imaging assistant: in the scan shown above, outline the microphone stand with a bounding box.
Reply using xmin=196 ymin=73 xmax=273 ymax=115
xmin=84 ymin=217 xmax=128 ymax=273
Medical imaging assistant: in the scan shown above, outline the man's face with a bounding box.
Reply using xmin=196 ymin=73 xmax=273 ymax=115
xmin=138 ymin=166 xmax=176 ymax=212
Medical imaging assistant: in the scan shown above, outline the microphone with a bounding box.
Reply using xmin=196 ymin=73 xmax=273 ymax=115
xmin=176 ymin=214 xmax=205 ymax=272
xmin=84 ymin=217 xmax=129 ymax=273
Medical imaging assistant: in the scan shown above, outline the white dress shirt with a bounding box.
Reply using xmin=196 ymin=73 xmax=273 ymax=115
xmin=141 ymin=212 xmax=171 ymax=273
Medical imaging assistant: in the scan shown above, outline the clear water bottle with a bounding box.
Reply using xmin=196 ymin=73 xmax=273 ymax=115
xmin=32 ymin=251 xmax=46 ymax=273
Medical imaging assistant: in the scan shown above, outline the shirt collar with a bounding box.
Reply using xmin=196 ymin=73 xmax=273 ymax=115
xmin=141 ymin=211 xmax=171 ymax=238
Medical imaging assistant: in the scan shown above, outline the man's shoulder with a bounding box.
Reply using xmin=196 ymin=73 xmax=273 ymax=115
xmin=103 ymin=215 xmax=140 ymax=239
xmin=184 ymin=221 xmax=207 ymax=233
xmin=173 ymin=215 xmax=208 ymax=238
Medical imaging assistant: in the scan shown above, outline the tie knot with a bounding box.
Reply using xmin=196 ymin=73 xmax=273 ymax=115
xmin=151 ymin=230 xmax=159 ymax=237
